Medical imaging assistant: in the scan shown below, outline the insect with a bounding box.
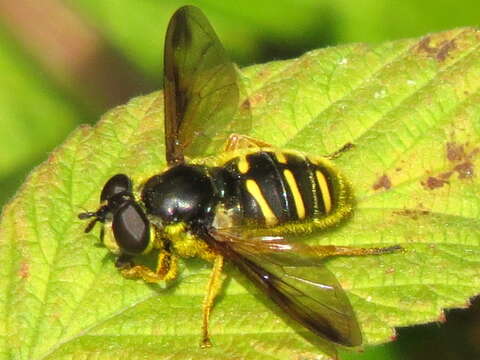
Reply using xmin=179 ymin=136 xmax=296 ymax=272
xmin=79 ymin=5 xmax=400 ymax=351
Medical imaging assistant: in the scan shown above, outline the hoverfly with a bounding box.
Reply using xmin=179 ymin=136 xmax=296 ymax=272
xmin=79 ymin=5 xmax=400 ymax=351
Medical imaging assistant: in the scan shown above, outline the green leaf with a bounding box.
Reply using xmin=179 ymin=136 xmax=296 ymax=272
xmin=1 ymin=27 xmax=480 ymax=359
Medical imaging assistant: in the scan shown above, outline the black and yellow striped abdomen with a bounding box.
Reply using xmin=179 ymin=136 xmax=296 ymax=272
xmin=219 ymin=150 xmax=353 ymax=232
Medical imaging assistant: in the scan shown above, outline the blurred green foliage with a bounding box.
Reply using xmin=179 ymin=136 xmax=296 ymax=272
xmin=0 ymin=2 xmax=479 ymax=358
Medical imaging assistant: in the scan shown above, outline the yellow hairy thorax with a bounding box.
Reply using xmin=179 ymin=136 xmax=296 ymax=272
xmin=162 ymin=222 xmax=217 ymax=262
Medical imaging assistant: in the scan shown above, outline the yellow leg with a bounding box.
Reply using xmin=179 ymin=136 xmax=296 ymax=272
xmin=120 ymin=251 xmax=178 ymax=283
xmin=308 ymin=244 xmax=403 ymax=258
xmin=224 ymin=133 xmax=272 ymax=152
xmin=157 ymin=252 xmax=178 ymax=281
xmin=201 ymin=255 xmax=225 ymax=348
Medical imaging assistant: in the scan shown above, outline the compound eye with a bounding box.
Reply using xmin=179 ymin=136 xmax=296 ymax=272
xmin=112 ymin=201 xmax=150 ymax=255
xmin=101 ymin=174 xmax=132 ymax=202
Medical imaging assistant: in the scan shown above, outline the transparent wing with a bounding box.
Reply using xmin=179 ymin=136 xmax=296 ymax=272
xmin=208 ymin=229 xmax=362 ymax=347
xmin=164 ymin=6 xmax=250 ymax=165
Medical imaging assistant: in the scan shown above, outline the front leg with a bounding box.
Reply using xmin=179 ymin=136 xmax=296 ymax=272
xmin=116 ymin=250 xmax=179 ymax=283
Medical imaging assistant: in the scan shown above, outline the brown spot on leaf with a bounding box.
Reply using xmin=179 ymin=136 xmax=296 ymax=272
xmin=436 ymin=39 xmax=456 ymax=61
xmin=245 ymin=93 xmax=264 ymax=107
xmin=19 ymin=262 xmax=29 ymax=279
xmin=439 ymin=171 xmax=453 ymax=179
xmin=446 ymin=142 xmax=465 ymax=162
xmin=422 ymin=142 xmax=477 ymax=188
xmin=417 ymin=36 xmax=457 ymax=62
xmin=394 ymin=209 xmax=430 ymax=220
xmin=240 ymin=98 xmax=251 ymax=111
xmin=373 ymin=174 xmax=391 ymax=191
xmin=467 ymin=147 xmax=480 ymax=160
xmin=422 ymin=176 xmax=449 ymax=190
xmin=418 ymin=36 xmax=437 ymax=55
xmin=257 ymin=69 xmax=271 ymax=79
xmin=454 ymin=162 xmax=474 ymax=179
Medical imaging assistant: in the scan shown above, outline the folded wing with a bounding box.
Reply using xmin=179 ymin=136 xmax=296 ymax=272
xmin=209 ymin=230 xmax=362 ymax=346
xmin=164 ymin=6 xmax=249 ymax=164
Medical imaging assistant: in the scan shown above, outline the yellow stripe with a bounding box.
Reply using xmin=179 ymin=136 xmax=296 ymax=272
xmin=275 ymin=152 xmax=287 ymax=164
xmin=307 ymin=156 xmax=319 ymax=166
xmin=283 ymin=169 xmax=305 ymax=219
xmin=246 ymin=179 xmax=277 ymax=226
xmin=315 ymin=170 xmax=332 ymax=213
xmin=238 ymin=156 xmax=249 ymax=174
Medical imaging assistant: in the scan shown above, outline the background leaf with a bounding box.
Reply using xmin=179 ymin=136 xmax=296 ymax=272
xmin=0 ymin=24 xmax=90 ymax=205
xmin=1 ymin=27 xmax=479 ymax=359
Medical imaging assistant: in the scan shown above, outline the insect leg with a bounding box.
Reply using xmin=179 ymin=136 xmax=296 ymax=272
xmin=120 ymin=264 xmax=161 ymax=282
xmin=201 ymin=255 xmax=225 ymax=348
xmin=119 ymin=249 xmax=178 ymax=283
xmin=325 ymin=142 xmax=355 ymax=160
xmin=310 ymin=244 xmax=403 ymax=258
xmin=224 ymin=133 xmax=272 ymax=151
xmin=157 ymin=251 xmax=179 ymax=281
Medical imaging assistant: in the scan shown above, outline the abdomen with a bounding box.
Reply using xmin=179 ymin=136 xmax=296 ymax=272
xmin=221 ymin=150 xmax=353 ymax=230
